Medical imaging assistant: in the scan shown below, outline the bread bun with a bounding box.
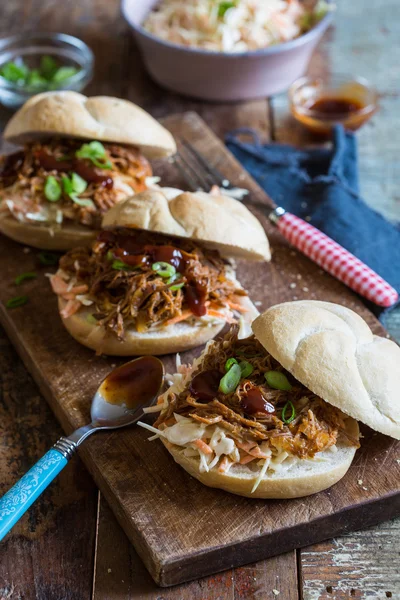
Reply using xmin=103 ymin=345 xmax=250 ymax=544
xmin=102 ymin=189 xmax=271 ymax=261
xmin=58 ymin=298 xmax=225 ymax=356
xmin=252 ymin=300 xmax=400 ymax=440
xmin=0 ymin=214 xmax=96 ymax=250
xmin=4 ymin=92 xmax=176 ymax=158
xmin=162 ymin=417 xmax=359 ymax=499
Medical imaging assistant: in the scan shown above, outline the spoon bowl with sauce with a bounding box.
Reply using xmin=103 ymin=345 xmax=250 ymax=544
xmin=289 ymin=74 xmax=378 ymax=135
xmin=0 ymin=356 xmax=164 ymax=541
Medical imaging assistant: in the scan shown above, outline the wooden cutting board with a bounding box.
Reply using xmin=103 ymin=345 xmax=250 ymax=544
xmin=0 ymin=112 xmax=399 ymax=587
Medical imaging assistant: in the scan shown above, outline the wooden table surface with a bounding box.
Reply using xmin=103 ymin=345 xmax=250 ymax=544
xmin=0 ymin=1 xmax=399 ymax=599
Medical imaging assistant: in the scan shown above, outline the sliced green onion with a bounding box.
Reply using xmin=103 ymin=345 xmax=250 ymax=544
xmin=239 ymin=361 xmax=254 ymax=378
xmin=71 ymin=172 xmax=87 ymax=194
xmin=112 ymin=259 xmax=130 ymax=270
xmin=282 ymin=401 xmax=296 ymax=424
xmin=76 ymin=141 xmax=112 ymax=169
xmin=62 ymin=175 xmax=73 ymax=195
xmin=218 ymin=1 xmax=236 ymax=18
xmin=86 ymin=314 xmax=98 ymax=325
xmin=0 ymin=61 xmax=29 ymax=83
xmin=62 ymin=172 xmax=88 ymax=204
xmin=44 ymin=175 xmax=61 ymax=202
xmin=219 ymin=363 xmax=241 ymax=394
xmin=15 ymin=272 xmax=37 ymax=285
xmin=40 ymin=55 xmax=58 ymax=80
xmin=71 ymin=197 xmax=95 ymax=208
xmin=38 ymin=251 xmax=59 ymax=266
xmin=169 ymin=282 xmax=184 ymax=292
xmin=6 ymin=295 xmax=28 ymax=309
xmin=225 ymin=357 xmax=238 ymax=372
xmin=152 ymin=262 xmax=176 ymax=278
xmin=265 ymin=371 xmax=292 ymax=391
xmin=111 ymin=260 xmax=138 ymax=271
xmin=106 ymin=250 xmax=114 ymax=261
xmin=52 ymin=65 xmax=79 ymax=83
xmin=26 ymin=69 xmax=47 ymax=88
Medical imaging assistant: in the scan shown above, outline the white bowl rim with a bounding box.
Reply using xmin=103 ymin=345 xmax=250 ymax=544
xmin=121 ymin=0 xmax=334 ymax=59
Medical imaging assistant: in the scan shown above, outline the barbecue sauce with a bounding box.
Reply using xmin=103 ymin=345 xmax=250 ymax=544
xmin=99 ymin=356 xmax=164 ymax=409
xmin=189 ymin=370 xmax=221 ymax=403
xmin=186 ymin=282 xmax=208 ymax=317
xmin=241 ymin=387 xmax=275 ymax=416
xmin=35 ymin=150 xmax=114 ymax=188
xmin=307 ymin=97 xmax=364 ymax=117
xmin=0 ymin=151 xmax=25 ymax=178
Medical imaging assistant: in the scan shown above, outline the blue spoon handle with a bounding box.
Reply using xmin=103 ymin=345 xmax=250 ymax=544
xmin=0 ymin=439 xmax=76 ymax=541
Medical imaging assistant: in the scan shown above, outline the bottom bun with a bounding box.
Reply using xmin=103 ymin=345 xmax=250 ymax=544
xmin=58 ymin=299 xmax=225 ymax=356
xmin=161 ymin=418 xmax=359 ymax=499
xmin=0 ymin=215 xmax=96 ymax=250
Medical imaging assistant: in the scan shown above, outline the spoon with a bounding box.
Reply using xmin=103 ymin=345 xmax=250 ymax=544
xmin=0 ymin=356 xmax=164 ymax=541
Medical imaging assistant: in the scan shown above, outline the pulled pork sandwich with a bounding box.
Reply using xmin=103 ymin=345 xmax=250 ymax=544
xmin=0 ymin=91 xmax=176 ymax=250
xmin=50 ymin=188 xmax=271 ymax=355
xmin=140 ymin=301 xmax=400 ymax=498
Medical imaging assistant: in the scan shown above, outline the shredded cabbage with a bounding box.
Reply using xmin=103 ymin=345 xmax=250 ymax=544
xmin=143 ymin=0 xmax=332 ymax=53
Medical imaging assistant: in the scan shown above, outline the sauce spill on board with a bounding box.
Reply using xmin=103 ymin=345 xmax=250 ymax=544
xmin=100 ymin=356 xmax=164 ymax=409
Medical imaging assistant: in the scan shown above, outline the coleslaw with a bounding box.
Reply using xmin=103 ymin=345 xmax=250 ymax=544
xmin=143 ymin=0 xmax=332 ymax=53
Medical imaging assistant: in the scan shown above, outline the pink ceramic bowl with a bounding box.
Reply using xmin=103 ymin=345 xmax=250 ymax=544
xmin=121 ymin=0 xmax=334 ymax=102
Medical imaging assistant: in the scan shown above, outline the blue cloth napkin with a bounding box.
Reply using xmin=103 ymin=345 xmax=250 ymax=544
xmin=225 ymin=126 xmax=400 ymax=320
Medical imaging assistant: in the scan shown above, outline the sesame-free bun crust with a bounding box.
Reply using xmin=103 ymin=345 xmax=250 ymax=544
xmin=162 ymin=418 xmax=359 ymax=499
xmin=0 ymin=214 xmax=96 ymax=250
xmin=4 ymin=91 xmax=176 ymax=158
xmin=102 ymin=189 xmax=271 ymax=261
xmin=58 ymin=298 xmax=225 ymax=356
xmin=252 ymin=301 xmax=400 ymax=440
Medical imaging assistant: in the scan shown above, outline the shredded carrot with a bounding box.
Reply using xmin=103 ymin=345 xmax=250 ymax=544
xmin=192 ymin=439 xmax=213 ymax=455
xmin=210 ymin=185 xmax=222 ymax=196
xmin=162 ymin=310 xmax=193 ymax=327
xmin=207 ymin=309 xmax=235 ymax=323
xmin=60 ymin=299 xmax=82 ymax=319
xmin=163 ymin=417 xmax=176 ymax=426
xmin=61 ymin=292 xmax=79 ymax=301
xmin=218 ymin=456 xmax=232 ymax=473
xmin=50 ymin=275 xmax=88 ymax=297
xmin=236 ymin=440 xmax=258 ymax=453
xmin=247 ymin=446 xmax=268 ymax=459
xmin=239 ymin=455 xmax=258 ymax=465
xmin=226 ymin=300 xmax=249 ymax=313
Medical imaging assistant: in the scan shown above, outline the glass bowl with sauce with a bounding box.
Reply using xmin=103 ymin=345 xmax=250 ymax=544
xmin=289 ymin=74 xmax=378 ymax=135
xmin=0 ymin=32 xmax=94 ymax=110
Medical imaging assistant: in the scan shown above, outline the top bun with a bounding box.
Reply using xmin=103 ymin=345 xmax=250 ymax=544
xmin=252 ymin=301 xmax=400 ymax=440
xmin=102 ymin=189 xmax=271 ymax=261
xmin=3 ymin=91 xmax=176 ymax=158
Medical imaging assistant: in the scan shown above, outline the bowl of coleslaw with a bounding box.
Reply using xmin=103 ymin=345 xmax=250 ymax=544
xmin=122 ymin=0 xmax=334 ymax=101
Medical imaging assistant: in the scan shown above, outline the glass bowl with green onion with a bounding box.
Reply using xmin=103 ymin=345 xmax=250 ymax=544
xmin=0 ymin=32 xmax=94 ymax=109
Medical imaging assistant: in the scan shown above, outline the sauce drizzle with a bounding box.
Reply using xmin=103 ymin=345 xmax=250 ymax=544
xmin=189 ymin=369 xmax=221 ymax=403
xmin=241 ymin=387 xmax=275 ymax=416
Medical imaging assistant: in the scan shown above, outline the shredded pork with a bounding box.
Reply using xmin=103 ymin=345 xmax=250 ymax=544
xmin=55 ymin=229 xmax=247 ymax=338
xmin=156 ymin=328 xmax=359 ymax=460
xmin=0 ymin=139 xmax=152 ymax=228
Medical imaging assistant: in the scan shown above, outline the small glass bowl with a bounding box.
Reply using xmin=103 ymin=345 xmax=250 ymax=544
xmin=289 ymin=74 xmax=378 ymax=135
xmin=0 ymin=32 xmax=94 ymax=110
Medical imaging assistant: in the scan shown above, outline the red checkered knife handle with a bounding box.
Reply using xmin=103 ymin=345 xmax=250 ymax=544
xmin=269 ymin=208 xmax=398 ymax=308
